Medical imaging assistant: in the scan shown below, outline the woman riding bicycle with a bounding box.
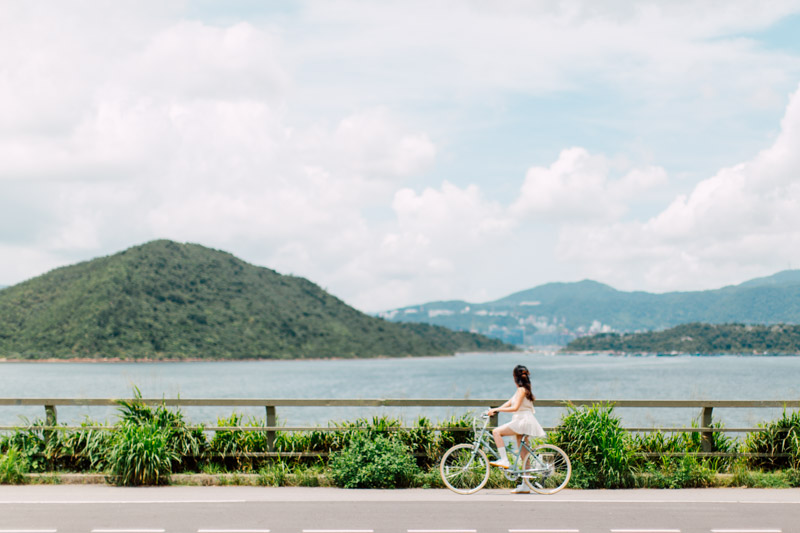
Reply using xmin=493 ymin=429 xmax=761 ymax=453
xmin=487 ymin=364 xmax=546 ymax=493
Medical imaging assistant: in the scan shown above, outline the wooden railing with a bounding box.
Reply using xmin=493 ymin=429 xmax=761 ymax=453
xmin=1 ymin=398 xmax=798 ymax=455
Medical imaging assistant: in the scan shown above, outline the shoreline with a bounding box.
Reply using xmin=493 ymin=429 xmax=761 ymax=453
xmin=0 ymin=351 xmax=496 ymax=364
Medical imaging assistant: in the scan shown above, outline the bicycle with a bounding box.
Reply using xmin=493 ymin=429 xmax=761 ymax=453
xmin=439 ymin=411 xmax=571 ymax=495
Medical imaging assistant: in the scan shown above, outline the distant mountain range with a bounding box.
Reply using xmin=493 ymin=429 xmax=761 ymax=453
xmin=379 ymin=272 xmax=800 ymax=346
xmin=0 ymin=240 xmax=508 ymax=360
xmin=565 ymin=323 xmax=800 ymax=354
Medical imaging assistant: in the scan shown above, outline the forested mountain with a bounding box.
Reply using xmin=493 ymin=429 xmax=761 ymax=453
xmin=380 ymin=274 xmax=800 ymax=346
xmin=0 ymin=240 xmax=508 ymax=360
xmin=564 ymin=323 xmax=800 ymax=354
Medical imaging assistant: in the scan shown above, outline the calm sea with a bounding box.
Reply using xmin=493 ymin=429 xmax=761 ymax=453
xmin=1 ymin=352 xmax=799 ymax=431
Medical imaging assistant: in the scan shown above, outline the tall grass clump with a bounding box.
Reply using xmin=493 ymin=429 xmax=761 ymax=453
xmin=329 ymin=432 xmax=420 ymax=488
xmin=550 ymin=403 xmax=635 ymax=488
xmin=108 ymin=388 xmax=207 ymax=485
xmin=743 ymin=409 xmax=800 ymax=470
xmin=116 ymin=389 xmax=207 ymax=472
xmin=0 ymin=447 xmax=28 ymax=484
xmin=108 ymin=419 xmax=177 ymax=486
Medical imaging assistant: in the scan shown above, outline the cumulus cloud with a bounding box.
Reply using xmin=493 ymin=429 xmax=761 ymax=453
xmin=557 ymin=84 xmax=800 ymax=292
xmin=511 ymin=148 xmax=668 ymax=222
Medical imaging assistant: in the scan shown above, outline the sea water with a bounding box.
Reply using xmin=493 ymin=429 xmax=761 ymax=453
xmin=1 ymin=352 xmax=799 ymax=431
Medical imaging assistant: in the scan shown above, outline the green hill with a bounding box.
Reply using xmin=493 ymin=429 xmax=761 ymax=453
xmin=564 ymin=323 xmax=800 ymax=354
xmin=0 ymin=240 xmax=509 ymax=360
xmin=381 ymin=273 xmax=800 ymax=346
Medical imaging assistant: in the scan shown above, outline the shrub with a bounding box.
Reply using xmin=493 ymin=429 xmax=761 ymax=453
xmin=257 ymin=462 xmax=290 ymax=486
xmin=641 ymin=455 xmax=715 ymax=488
xmin=632 ymin=425 xmax=738 ymax=474
xmin=786 ymin=468 xmax=800 ymax=487
xmin=107 ymin=419 xmax=178 ymax=486
xmin=209 ymin=413 xmax=270 ymax=471
xmin=743 ymin=409 xmax=800 ymax=470
xmin=550 ymin=403 xmax=635 ymax=488
xmin=0 ymin=448 xmax=28 ymax=484
xmin=730 ymin=463 xmax=794 ymax=488
xmin=329 ymin=433 xmax=420 ymax=488
xmin=116 ymin=389 xmax=208 ymax=472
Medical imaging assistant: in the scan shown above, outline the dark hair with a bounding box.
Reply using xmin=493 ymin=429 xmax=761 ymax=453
xmin=513 ymin=365 xmax=534 ymax=402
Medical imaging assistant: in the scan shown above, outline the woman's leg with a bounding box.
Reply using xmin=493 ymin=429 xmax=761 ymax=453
xmin=490 ymin=425 xmax=520 ymax=467
xmin=518 ymin=435 xmax=529 ymax=464
xmin=492 ymin=425 xmax=518 ymax=448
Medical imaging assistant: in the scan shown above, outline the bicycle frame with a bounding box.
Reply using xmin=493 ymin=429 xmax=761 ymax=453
xmin=470 ymin=414 xmax=549 ymax=480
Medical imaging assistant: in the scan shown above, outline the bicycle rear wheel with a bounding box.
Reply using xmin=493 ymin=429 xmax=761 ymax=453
xmin=440 ymin=444 xmax=490 ymax=494
xmin=523 ymin=443 xmax=571 ymax=495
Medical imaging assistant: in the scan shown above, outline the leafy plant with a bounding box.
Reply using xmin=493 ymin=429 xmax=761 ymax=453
xmin=0 ymin=448 xmax=28 ymax=484
xmin=257 ymin=462 xmax=290 ymax=486
xmin=329 ymin=433 xmax=420 ymax=488
xmin=632 ymin=418 xmax=738 ymax=471
xmin=107 ymin=419 xmax=178 ymax=486
xmin=550 ymin=403 xmax=635 ymax=488
xmin=116 ymin=388 xmax=207 ymax=472
xmin=743 ymin=409 xmax=800 ymax=470
xmin=639 ymin=455 xmax=715 ymax=488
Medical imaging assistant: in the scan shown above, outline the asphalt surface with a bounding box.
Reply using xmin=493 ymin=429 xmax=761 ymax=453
xmin=0 ymin=485 xmax=798 ymax=533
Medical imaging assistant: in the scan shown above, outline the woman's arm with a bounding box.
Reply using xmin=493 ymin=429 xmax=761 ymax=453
xmin=488 ymin=388 xmax=524 ymax=415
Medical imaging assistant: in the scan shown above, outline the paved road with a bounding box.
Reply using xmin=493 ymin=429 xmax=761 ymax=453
xmin=0 ymin=486 xmax=798 ymax=533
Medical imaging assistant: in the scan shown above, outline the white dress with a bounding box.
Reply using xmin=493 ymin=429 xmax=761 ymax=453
xmin=503 ymin=396 xmax=546 ymax=438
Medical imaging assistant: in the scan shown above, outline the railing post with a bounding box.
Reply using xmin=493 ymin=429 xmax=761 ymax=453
xmin=266 ymin=405 xmax=276 ymax=453
xmin=44 ymin=404 xmax=57 ymax=445
xmin=701 ymin=406 xmax=713 ymax=452
xmin=490 ymin=412 xmax=499 ymax=429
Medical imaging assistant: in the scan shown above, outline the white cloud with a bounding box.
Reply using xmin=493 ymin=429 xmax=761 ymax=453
xmin=511 ymin=148 xmax=668 ymax=222
xmin=557 ymin=83 xmax=800 ymax=292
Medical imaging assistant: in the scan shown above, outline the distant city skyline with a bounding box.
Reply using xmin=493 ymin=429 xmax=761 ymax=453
xmin=2 ymin=1 xmax=800 ymax=311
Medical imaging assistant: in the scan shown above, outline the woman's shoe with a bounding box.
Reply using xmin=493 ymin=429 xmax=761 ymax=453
xmin=511 ymin=483 xmax=530 ymax=494
xmin=489 ymin=458 xmax=510 ymax=469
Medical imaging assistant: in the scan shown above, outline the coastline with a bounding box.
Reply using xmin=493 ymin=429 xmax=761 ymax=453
xmin=0 ymin=351 xmax=484 ymax=364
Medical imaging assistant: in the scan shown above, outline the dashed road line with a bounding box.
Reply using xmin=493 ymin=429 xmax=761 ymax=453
xmin=610 ymin=530 xmax=681 ymax=533
xmin=710 ymin=530 xmax=782 ymax=533
xmin=407 ymin=530 xmax=477 ymax=533
xmin=515 ymin=499 xmax=800 ymax=505
xmin=91 ymin=530 xmax=166 ymax=533
xmin=0 ymin=500 xmax=246 ymax=505
xmin=509 ymin=529 xmax=580 ymax=533
xmin=0 ymin=530 xmax=58 ymax=533
xmin=197 ymin=530 xmax=271 ymax=532
xmin=302 ymin=530 xmax=374 ymax=533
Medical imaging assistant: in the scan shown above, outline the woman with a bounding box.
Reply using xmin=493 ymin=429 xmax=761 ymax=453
xmin=487 ymin=364 xmax=546 ymax=493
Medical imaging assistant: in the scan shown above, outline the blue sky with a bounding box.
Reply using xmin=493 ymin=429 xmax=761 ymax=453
xmin=2 ymin=1 xmax=800 ymax=311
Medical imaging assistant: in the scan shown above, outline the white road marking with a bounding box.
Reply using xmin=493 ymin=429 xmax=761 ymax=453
xmin=515 ymin=499 xmax=800 ymax=505
xmin=0 ymin=500 xmax=246 ymax=505
xmin=91 ymin=530 xmax=166 ymax=533
xmin=710 ymin=530 xmax=782 ymax=533
xmin=0 ymin=530 xmax=58 ymax=533
xmin=610 ymin=530 xmax=681 ymax=533
xmin=407 ymin=530 xmax=477 ymax=533
xmin=509 ymin=529 xmax=580 ymax=533
xmin=197 ymin=530 xmax=271 ymax=533
xmin=302 ymin=530 xmax=374 ymax=533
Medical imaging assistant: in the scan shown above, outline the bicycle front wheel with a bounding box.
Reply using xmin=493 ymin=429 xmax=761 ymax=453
xmin=523 ymin=443 xmax=571 ymax=495
xmin=440 ymin=444 xmax=490 ymax=494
